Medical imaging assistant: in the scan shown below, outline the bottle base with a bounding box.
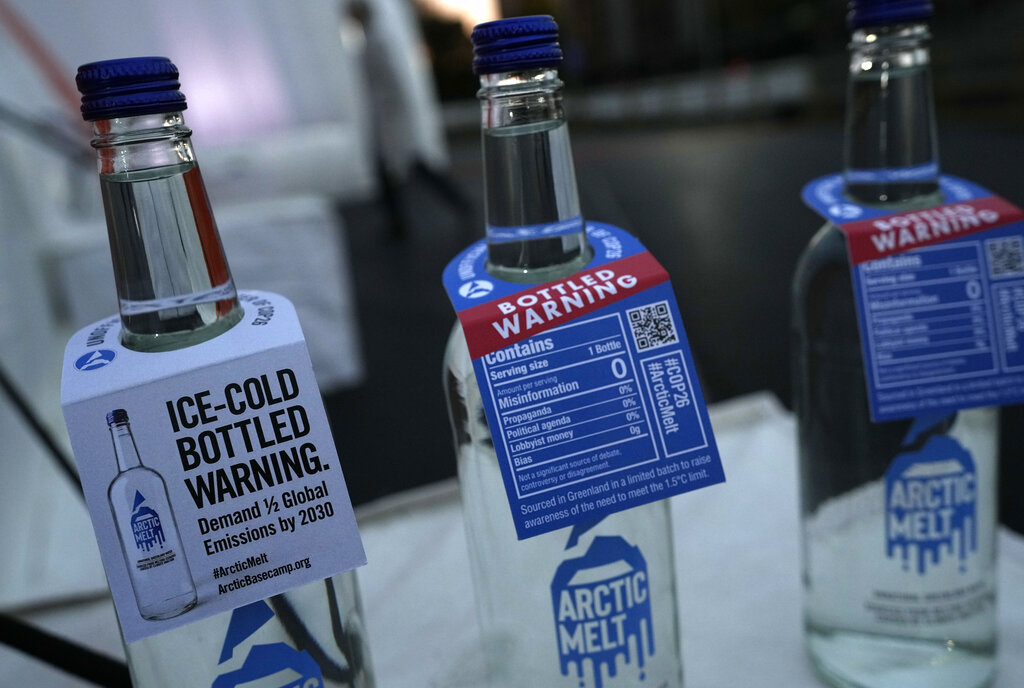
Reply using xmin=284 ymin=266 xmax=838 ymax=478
xmin=140 ymin=594 xmax=197 ymax=621
xmin=806 ymin=627 xmax=995 ymax=688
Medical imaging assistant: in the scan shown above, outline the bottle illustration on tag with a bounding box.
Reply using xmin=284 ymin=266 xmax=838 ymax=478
xmin=886 ymin=415 xmax=977 ymax=574
xmin=211 ymin=601 xmax=325 ymax=688
xmin=107 ymin=409 xmax=197 ymax=620
xmin=551 ymin=526 xmax=655 ymax=688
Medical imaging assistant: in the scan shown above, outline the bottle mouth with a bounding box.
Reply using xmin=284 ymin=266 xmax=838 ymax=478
xmin=106 ymin=409 xmax=130 ymax=425
xmin=76 ymin=57 xmax=187 ymax=122
xmin=847 ymin=0 xmax=934 ymax=30
xmin=471 ymin=15 xmax=562 ymax=75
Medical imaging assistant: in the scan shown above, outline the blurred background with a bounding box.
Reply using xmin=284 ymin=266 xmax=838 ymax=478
xmin=0 ymin=0 xmax=1021 ymax=683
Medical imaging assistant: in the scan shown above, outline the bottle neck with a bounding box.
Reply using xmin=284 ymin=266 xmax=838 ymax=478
xmin=92 ymin=112 xmax=241 ymax=352
xmin=842 ymin=22 xmax=941 ymax=208
xmin=109 ymin=421 xmax=143 ymax=472
xmin=479 ymin=68 xmax=591 ymax=284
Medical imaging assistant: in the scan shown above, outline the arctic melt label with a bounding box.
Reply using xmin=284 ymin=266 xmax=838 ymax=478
xmin=804 ymin=175 xmax=1024 ymax=421
xmin=444 ymin=223 xmax=725 ymax=539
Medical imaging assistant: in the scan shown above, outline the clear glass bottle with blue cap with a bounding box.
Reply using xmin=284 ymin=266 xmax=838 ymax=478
xmin=75 ymin=56 xmax=374 ymax=688
xmin=77 ymin=56 xmax=243 ymax=352
xmin=443 ymin=17 xmax=684 ymax=688
xmin=791 ymin=3 xmax=998 ymax=686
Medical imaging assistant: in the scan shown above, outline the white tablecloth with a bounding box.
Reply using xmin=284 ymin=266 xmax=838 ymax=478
xmin=4 ymin=393 xmax=1022 ymax=686
xmin=355 ymin=393 xmax=1024 ymax=687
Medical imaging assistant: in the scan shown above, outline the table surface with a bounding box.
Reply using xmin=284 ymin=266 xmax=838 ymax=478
xmin=3 ymin=393 xmax=1022 ymax=687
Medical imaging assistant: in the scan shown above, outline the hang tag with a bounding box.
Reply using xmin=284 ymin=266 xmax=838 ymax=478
xmin=443 ymin=222 xmax=725 ymax=539
xmin=61 ymin=292 xmax=365 ymax=642
xmin=803 ymin=174 xmax=1024 ymax=421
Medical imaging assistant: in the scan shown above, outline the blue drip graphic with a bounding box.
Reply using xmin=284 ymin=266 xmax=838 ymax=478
xmin=551 ymin=535 xmax=654 ymax=688
xmin=885 ymin=416 xmax=978 ymax=574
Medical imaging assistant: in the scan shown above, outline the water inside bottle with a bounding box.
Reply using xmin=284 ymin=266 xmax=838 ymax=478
xmin=100 ymin=163 xmax=240 ymax=350
xmin=483 ymin=120 xmax=586 ymax=275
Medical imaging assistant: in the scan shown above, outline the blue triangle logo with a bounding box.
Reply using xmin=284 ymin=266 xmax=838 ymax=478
xmin=219 ymin=601 xmax=275 ymax=664
xmin=132 ymin=491 xmax=146 ymax=511
xmin=903 ymin=413 xmax=947 ymax=446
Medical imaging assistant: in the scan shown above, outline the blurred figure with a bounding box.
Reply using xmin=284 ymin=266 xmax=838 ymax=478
xmin=342 ymin=0 xmax=469 ymax=240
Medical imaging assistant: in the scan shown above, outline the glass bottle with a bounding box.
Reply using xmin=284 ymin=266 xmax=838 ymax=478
xmin=107 ymin=408 xmax=197 ymax=620
xmin=76 ymin=56 xmax=374 ymax=688
xmin=87 ymin=77 xmax=242 ymax=352
xmin=443 ymin=17 xmax=683 ymax=688
xmin=791 ymin=4 xmax=998 ymax=687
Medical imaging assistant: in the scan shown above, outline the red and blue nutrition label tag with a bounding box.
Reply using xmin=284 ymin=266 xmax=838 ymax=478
xmin=804 ymin=174 xmax=1024 ymax=422
xmin=443 ymin=223 xmax=724 ymax=539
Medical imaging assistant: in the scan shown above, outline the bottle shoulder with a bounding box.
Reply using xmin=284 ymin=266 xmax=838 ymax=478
xmin=792 ymin=222 xmax=851 ymax=313
xmin=794 ymin=222 xmax=849 ymax=282
xmin=109 ymin=464 xmax=162 ymax=481
xmin=443 ymin=322 xmax=477 ymax=448
xmin=443 ymin=321 xmax=470 ymax=376
xmin=791 ymin=222 xmax=862 ymax=351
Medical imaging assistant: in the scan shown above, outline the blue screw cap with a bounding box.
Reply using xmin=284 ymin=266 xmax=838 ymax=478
xmin=471 ymin=15 xmax=562 ymax=75
xmin=76 ymin=57 xmax=187 ymax=121
xmin=848 ymin=0 xmax=933 ymax=29
xmin=106 ymin=409 xmax=130 ymax=425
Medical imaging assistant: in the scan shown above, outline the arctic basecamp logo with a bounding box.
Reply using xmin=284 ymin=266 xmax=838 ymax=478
xmin=130 ymin=491 xmax=166 ymax=552
xmin=75 ymin=349 xmax=116 ymax=371
xmin=885 ymin=416 xmax=978 ymax=575
xmin=551 ymin=535 xmax=655 ymax=688
xmin=459 ymin=279 xmax=494 ymax=299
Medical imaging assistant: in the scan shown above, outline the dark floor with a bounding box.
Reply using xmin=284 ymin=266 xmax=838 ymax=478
xmin=324 ymin=115 xmax=1024 ymax=533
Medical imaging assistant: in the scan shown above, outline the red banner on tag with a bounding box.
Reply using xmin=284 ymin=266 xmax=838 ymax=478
xmin=843 ymin=195 xmax=1024 ymax=265
xmin=458 ymin=251 xmax=669 ymax=360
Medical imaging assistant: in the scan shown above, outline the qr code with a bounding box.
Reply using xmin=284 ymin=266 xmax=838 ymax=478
xmin=986 ymin=236 xmax=1024 ymax=278
xmin=627 ymin=301 xmax=678 ymax=351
